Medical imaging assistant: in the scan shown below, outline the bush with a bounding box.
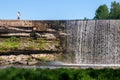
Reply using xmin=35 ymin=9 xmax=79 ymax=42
xmin=0 ymin=67 xmax=120 ymax=80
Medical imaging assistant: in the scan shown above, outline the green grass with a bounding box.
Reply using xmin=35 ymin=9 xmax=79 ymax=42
xmin=0 ymin=67 xmax=120 ymax=80
xmin=38 ymin=57 xmax=49 ymax=62
xmin=0 ymin=37 xmax=58 ymax=52
xmin=0 ymin=37 xmax=20 ymax=52
xmin=38 ymin=39 xmax=46 ymax=50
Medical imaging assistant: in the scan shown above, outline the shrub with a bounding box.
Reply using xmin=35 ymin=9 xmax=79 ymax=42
xmin=0 ymin=66 xmax=120 ymax=80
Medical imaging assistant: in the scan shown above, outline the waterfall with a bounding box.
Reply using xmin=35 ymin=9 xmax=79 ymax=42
xmin=66 ymin=20 xmax=120 ymax=64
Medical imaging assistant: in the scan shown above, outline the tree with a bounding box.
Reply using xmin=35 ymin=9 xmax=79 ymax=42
xmin=109 ymin=1 xmax=120 ymax=19
xmin=94 ymin=4 xmax=109 ymax=19
xmin=83 ymin=17 xmax=89 ymax=20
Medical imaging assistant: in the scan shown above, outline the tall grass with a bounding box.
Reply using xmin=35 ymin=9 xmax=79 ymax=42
xmin=0 ymin=67 xmax=120 ymax=80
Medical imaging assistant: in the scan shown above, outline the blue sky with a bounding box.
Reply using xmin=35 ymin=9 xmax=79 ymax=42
xmin=0 ymin=0 xmax=119 ymax=20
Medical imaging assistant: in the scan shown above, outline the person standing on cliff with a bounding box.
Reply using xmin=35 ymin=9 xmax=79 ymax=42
xmin=17 ymin=11 xmax=21 ymax=20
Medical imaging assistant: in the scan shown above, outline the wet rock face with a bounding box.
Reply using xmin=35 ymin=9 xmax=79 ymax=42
xmin=1 ymin=20 xmax=120 ymax=65
xmin=66 ymin=20 xmax=120 ymax=64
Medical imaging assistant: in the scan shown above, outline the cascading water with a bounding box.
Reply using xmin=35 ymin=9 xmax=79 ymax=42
xmin=66 ymin=20 xmax=120 ymax=64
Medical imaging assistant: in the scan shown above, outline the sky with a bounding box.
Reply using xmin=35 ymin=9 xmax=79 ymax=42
xmin=0 ymin=0 xmax=119 ymax=20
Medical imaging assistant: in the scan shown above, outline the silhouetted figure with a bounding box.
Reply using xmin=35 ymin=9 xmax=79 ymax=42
xmin=17 ymin=11 xmax=21 ymax=20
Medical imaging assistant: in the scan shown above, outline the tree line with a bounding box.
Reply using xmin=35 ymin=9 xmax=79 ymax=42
xmin=94 ymin=1 xmax=120 ymax=19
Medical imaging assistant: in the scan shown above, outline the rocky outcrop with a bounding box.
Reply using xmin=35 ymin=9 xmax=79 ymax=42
xmin=0 ymin=20 xmax=66 ymax=40
xmin=0 ymin=54 xmax=56 ymax=65
xmin=0 ymin=19 xmax=65 ymax=65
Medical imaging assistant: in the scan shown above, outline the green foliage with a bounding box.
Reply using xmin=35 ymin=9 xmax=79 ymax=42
xmin=94 ymin=4 xmax=109 ymax=19
xmin=9 ymin=36 xmax=19 ymax=42
xmin=0 ymin=38 xmax=50 ymax=52
xmin=27 ymin=57 xmax=33 ymax=62
xmin=25 ymin=45 xmax=34 ymax=50
xmin=38 ymin=39 xmax=46 ymax=50
xmin=110 ymin=1 xmax=120 ymax=19
xmin=0 ymin=68 xmax=120 ymax=80
xmin=0 ymin=38 xmax=20 ymax=51
xmin=94 ymin=1 xmax=120 ymax=19
xmin=83 ymin=17 xmax=89 ymax=20
xmin=38 ymin=57 xmax=48 ymax=62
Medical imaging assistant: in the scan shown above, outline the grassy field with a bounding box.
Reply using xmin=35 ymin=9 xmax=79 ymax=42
xmin=0 ymin=67 xmax=120 ymax=80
